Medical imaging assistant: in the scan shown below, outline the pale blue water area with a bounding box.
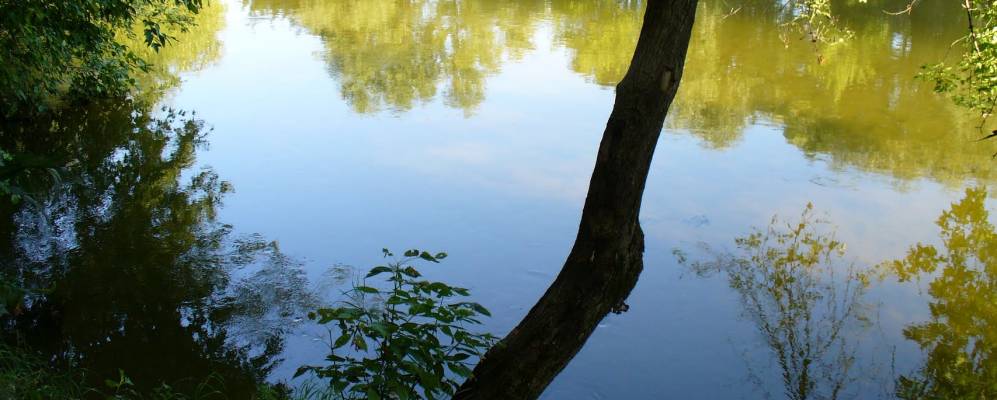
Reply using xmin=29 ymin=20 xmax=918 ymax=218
xmin=39 ymin=0 xmax=995 ymax=397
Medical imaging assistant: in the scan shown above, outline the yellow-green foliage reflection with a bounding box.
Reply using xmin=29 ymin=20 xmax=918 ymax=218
xmin=683 ymin=204 xmax=873 ymax=400
xmin=887 ymin=188 xmax=997 ymax=399
xmin=549 ymin=0 xmax=644 ymax=86
xmin=246 ymin=0 xmax=996 ymax=187
xmin=671 ymin=0 xmax=997 ymax=188
xmin=558 ymin=0 xmax=997 ymax=186
xmin=118 ymin=2 xmax=226 ymax=102
xmin=571 ymin=0 xmax=997 ymax=186
xmin=249 ymin=0 xmax=544 ymax=115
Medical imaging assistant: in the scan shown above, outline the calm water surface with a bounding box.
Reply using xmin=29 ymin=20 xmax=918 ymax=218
xmin=5 ymin=0 xmax=997 ymax=398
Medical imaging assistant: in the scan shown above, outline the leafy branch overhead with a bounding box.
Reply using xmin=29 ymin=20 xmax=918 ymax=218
xmin=0 ymin=0 xmax=205 ymax=116
xmin=919 ymin=0 xmax=997 ymax=121
xmin=780 ymin=0 xmax=996 ymax=125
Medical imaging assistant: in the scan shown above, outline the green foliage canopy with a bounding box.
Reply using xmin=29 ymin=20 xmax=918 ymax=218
xmin=919 ymin=0 xmax=997 ymax=120
xmin=0 ymin=0 xmax=205 ymax=116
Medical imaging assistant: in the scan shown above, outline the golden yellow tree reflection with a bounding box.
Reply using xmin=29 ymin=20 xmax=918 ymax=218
xmin=246 ymin=0 xmax=996 ymax=187
xmin=119 ymin=2 xmax=226 ymax=102
xmin=887 ymin=187 xmax=997 ymax=399
xmin=683 ymin=204 xmax=874 ymax=400
xmin=249 ymin=0 xmax=544 ymax=114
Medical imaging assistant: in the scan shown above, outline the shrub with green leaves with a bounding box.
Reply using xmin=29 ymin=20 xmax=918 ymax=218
xmin=0 ymin=0 xmax=205 ymax=116
xmin=297 ymin=249 xmax=496 ymax=400
xmin=0 ymin=346 xmax=294 ymax=400
xmin=0 ymin=276 xmax=25 ymax=318
xmin=919 ymin=0 xmax=997 ymax=121
xmin=0 ymin=148 xmax=21 ymax=204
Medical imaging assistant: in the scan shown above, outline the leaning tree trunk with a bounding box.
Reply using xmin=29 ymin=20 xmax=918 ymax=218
xmin=453 ymin=1 xmax=700 ymax=399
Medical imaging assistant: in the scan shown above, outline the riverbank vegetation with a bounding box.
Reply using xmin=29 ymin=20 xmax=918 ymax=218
xmin=1 ymin=248 xmax=494 ymax=399
xmin=0 ymin=0 xmax=207 ymax=117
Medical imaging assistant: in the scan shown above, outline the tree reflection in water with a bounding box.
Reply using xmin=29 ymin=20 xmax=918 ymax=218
xmin=887 ymin=187 xmax=997 ymax=399
xmin=684 ymin=192 xmax=997 ymax=399
xmin=681 ymin=204 xmax=875 ymax=400
xmin=247 ymin=0 xmax=996 ymax=187
xmin=0 ymin=102 xmax=315 ymax=397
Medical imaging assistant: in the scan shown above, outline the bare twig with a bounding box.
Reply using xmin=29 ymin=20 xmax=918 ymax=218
xmin=884 ymin=0 xmax=920 ymax=16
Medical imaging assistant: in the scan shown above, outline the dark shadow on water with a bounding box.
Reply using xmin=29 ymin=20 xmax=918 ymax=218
xmin=0 ymin=101 xmax=316 ymax=397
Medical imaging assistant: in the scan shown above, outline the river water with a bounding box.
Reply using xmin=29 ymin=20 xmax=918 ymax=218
xmin=4 ymin=0 xmax=997 ymax=398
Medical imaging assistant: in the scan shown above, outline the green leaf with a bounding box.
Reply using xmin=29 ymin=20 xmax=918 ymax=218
xmin=356 ymin=285 xmax=379 ymax=294
xmin=333 ymin=333 xmax=351 ymax=349
xmin=293 ymin=366 xmax=312 ymax=378
xmin=353 ymin=335 xmax=368 ymax=351
xmin=337 ymin=307 xmax=361 ymax=320
xmin=389 ymin=380 xmax=411 ymax=400
xmin=419 ymin=251 xmax=440 ymax=263
xmin=371 ymin=322 xmax=391 ymax=338
xmin=411 ymin=362 xmax=435 ymax=385
xmin=469 ymin=302 xmax=491 ymax=317
xmin=427 ymin=282 xmax=449 ymax=294
xmin=448 ymin=362 xmax=472 ymax=377
xmin=366 ymin=266 xmax=393 ymax=278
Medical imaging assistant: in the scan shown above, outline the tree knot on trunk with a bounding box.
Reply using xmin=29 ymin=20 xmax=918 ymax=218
xmin=659 ymin=66 xmax=676 ymax=94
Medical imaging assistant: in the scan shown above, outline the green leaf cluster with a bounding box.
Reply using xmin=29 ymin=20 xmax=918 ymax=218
xmin=0 ymin=343 xmax=296 ymax=399
xmin=0 ymin=273 xmax=25 ymax=318
xmin=0 ymin=0 xmax=205 ymax=116
xmin=782 ymin=0 xmax=855 ymax=62
xmin=919 ymin=0 xmax=997 ymax=120
xmin=297 ymin=249 xmax=496 ymax=400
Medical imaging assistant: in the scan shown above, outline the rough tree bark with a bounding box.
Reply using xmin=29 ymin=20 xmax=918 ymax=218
xmin=453 ymin=1 xmax=700 ymax=399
